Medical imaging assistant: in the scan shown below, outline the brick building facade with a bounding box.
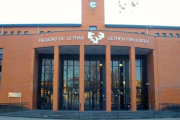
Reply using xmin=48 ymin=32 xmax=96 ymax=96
xmin=0 ymin=0 xmax=180 ymax=112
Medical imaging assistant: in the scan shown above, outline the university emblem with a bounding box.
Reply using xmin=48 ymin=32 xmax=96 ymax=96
xmin=88 ymin=32 xmax=105 ymax=44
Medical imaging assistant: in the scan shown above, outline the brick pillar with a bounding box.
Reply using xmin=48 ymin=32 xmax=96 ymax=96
xmin=79 ymin=45 xmax=84 ymax=112
xmin=147 ymin=50 xmax=159 ymax=110
xmin=106 ymin=45 xmax=111 ymax=111
xmin=152 ymin=50 xmax=159 ymax=110
xmin=130 ymin=47 xmax=136 ymax=111
xmin=32 ymin=49 xmax=38 ymax=109
xmin=53 ymin=46 xmax=59 ymax=111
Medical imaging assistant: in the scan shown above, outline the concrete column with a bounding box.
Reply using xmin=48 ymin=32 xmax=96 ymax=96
xmin=79 ymin=45 xmax=84 ymax=112
xmin=130 ymin=47 xmax=136 ymax=111
xmin=53 ymin=46 xmax=59 ymax=111
xmin=106 ymin=45 xmax=111 ymax=111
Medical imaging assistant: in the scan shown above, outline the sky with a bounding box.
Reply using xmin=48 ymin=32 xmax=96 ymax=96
xmin=0 ymin=0 xmax=82 ymax=24
xmin=0 ymin=0 xmax=180 ymax=27
xmin=105 ymin=0 xmax=180 ymax=26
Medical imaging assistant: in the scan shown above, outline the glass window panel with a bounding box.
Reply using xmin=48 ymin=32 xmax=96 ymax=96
xmin=84 ymin=67 xmax=89 ymax=81
xmin=68 ymin=60 xmax=73 ymax=65
xmin=74 ymin=66 xmax=79 ymax=88
xmin=84 ymin=92 xmax=90 ymax=110
xmin=113 ymin=61 xmax=118 ymax=66
xmin=112 ymin=67 xmax=119 ymax=88
xmin=41 ymin=66 xmax=45 ymax=81
xmin=176 ymin=34 xmax=179 ymax=37
xmin=96 ymin=67 xmax=100 ymax=87
xmin=136 ymin=67 xmax=142 ymax=87
xmin=42 ymin=59 xmax=45 ymax=66
xmin=68 ymin=66 xmax=73 ymax=87
xmin=45 ymin=59 xmax=51 ymax=65
xmin=63 ymin=60 xmax=67 ymax=65
xmin=0 ymin=60 xmax=2 ymax=66
xmin=84 ymin=67 xmax=89 ymax=88
xmin=85 ymin=61 xmax=89 ymax=66
xmin=162 ymin=33 xmax=166 ymax=37
xmin=156 ymin=33 xmax=159 ymax=37
xmin=90 ymin=61 xmax=96 ymax=66
xmin=90 ymin=67 xmax=97 ymax=84
xmin=123 ymin=67 xmax=126 ymax=88
xmin=52 ymin=59 xmax=54 ymax=65
xmin=74 ymin=61 xmax=79 ymax=66
xmin=24 ymin=31 xmax=28 ymax=35
xmin=0 ymin=49 xmax=3 ymax=54
xmin=97 ymin=61 xmax=100 ymax=65
xmin=0 ymin=55 xmax=2 ymax=59
xmin=89 ymin=26 xmax=97 ymax=31
xmin=45 ymin=66 xmax=53 ymax=82
xmin=11 ymin=31 xmax=16 ymax=35
xmin=63 ymin=66 xmax=67 ymax=87
xmin=136 ymin=59 xmax=141 ymax=66
xmin=17 ymin=31 xmax=21 ymax=35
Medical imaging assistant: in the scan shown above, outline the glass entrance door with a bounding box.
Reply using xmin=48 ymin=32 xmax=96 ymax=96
xmin=111 ymin=56 xmax=130 ymax=110
xmin=61 ymin=88 xmax=79 ymax=110
xmin=38 ymin=55 xmax=54 ymax=110
xmin=59 ymin=55 xmax=79 ymax=110
xmin=84 ymin=55 xmax=106 ymax=110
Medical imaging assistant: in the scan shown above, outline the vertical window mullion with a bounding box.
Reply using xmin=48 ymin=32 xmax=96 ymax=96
xmin=66 ymin=60 xmax=68 ymax=88
xmin=73 ymin=58 xmax=74 ymax=88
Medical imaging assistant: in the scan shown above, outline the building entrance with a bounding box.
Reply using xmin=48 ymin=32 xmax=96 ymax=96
xmin=59 ymin=55 xmax=79 ymax=110
xmin=84 ymin=55 xmax=106 ymax=110
xmin=37 ymin=55 xmax=54 ymax=110
xmin=111 ymin=56 xmax=130 ymax=110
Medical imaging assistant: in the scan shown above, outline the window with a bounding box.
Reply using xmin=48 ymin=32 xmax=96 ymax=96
xmin=89 ymin=26 xmax=97 ymax=31
xmin=4 ymin=31 xmax=7 ymax=35
xmin=169 ymin=33 xmax=173 ymax=37
xmin=40 ymin=31 xmax=44 ymax=34
xmin=162 ymin=33 xmax=166 ymax=37
xmin=156 ymin=33 xmax=159 ymax=37
xmin=11 ymin=31 xmax=14 ymax=35
xmin=38 ymin=56 xmax=54 ymax=109
xmin=24 ymin=31 xmax=28 ymax=35
xmin=0 ymin=32 xmax=1 ymax=35
xmin=176 ymin=34 xmax=179 ymax=37
xmin=47 ymin=31 xmax=51 ymax=33
xmin=141 ymin=32 xmax=145 ymax=34
xmin=17 ymin=31 xmax=21 ymax=35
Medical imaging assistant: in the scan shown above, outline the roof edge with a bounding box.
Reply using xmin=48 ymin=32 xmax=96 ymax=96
xmin=0 ymin=24 xmax=81 ymax=27
xmin=105 ymin=24 xmax=180 ymax=30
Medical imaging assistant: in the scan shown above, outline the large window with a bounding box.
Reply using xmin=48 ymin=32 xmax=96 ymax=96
xmin=136 ymin=57 xmax=148 ymax=110
xmin=111 ymin=56 xmax=130 ymax=110
xmin=59 ymin=55 xmax=79 ymax=110
xmin=38 ymin=55 xmax=54 ymax=110
xmin=0 ymin=49 xmax=3 ymax=90
xmin=84 ymin=55 xmax=105 ymax=110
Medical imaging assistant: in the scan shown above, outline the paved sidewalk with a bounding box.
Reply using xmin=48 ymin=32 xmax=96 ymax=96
xmin=0 ymin=116 xmax=180 ymax=120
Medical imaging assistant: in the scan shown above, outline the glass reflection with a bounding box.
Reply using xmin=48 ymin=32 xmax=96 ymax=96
xmin=84 ymin=55 xmax=105 ymax=110
xmin=60 ymin=55 xmax=79 ymax=110
xmin=136 ymin=58 xmax=148 ymax=110
xmin=111 ymin=56 xmax=129 ymax=110
xmin=38 ymin=55 xmax=54 ymax=110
